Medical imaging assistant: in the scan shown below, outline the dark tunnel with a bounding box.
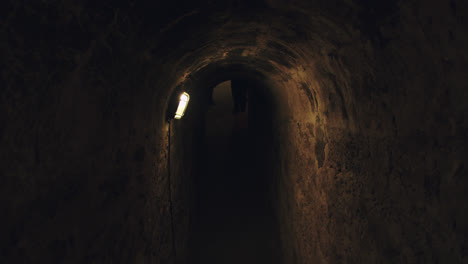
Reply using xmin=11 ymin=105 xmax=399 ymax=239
xmin=1 ymin=0 xmax=468 ymax=263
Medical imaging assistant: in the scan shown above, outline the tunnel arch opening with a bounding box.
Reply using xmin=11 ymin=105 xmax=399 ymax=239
xmin=166 ymin=64 xmax=288 ymax=263
xmin=165 ymin=57 xmax=332 ymax=263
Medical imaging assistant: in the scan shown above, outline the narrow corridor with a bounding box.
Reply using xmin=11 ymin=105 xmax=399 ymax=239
xmin=190 ymin=81 xmax=281 ymax=264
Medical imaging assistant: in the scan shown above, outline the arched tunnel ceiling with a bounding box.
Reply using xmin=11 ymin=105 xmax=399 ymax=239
xmin=160 ymin=0 xmax=357 ymax=84
xmin=155 ymin=1 xmax=365 ymax=130
xmin=144 ymin=0 xmax=406 ymax=133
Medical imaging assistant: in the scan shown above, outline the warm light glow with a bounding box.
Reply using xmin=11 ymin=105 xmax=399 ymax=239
xmin=174 ymin=92 xmax=190 ymax=119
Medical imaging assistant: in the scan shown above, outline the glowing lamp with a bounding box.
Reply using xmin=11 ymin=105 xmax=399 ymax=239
xmin=174 ymin=92 xmax=190 ymax=119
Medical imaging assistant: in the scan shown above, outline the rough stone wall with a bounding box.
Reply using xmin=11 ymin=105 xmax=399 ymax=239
xmin=0 ymin=2 xmax=185 ymax=263
xmin=268 ymin=1 xmax=468 ymax=263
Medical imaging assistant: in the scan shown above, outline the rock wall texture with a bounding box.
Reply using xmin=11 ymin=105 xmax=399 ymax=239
xmin=1 ymin=1 xmax=183 ymax=262
xmin=1 ymin=0 xmax=467 ymax=263
xmin=265 ymin=1 xmax=468 ymax=263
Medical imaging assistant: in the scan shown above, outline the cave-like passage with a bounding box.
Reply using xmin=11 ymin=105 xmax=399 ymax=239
xmin=189 ymin=81 xmax=281 ymax=264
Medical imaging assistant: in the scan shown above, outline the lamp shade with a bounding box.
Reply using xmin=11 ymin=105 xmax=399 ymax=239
xmin=174 ymin=92 xmax=190 ymax=119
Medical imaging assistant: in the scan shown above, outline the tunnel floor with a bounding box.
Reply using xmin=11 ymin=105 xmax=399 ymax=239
xmin=190 ymin=92 xmax=281 ymax=264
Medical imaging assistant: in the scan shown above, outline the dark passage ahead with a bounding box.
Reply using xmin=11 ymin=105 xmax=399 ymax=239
xmin=190 ymin=81 xmax=281 ymax=264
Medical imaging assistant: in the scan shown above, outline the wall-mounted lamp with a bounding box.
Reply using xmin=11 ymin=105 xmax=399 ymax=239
xmin=174 ymin=92 xmax=190 ymax=119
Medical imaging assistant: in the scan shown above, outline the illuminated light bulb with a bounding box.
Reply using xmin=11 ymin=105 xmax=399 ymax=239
xmin=174 ymin=92 xmax=190 ymax=119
